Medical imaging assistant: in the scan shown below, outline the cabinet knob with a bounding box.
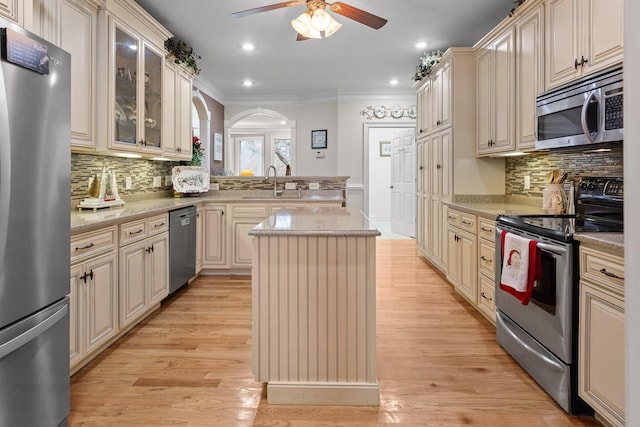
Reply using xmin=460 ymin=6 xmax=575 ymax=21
xmin=436 ymin=164 xmax=442 ymax=169
xmin=419 ymin=165 xmax=423 ymax=170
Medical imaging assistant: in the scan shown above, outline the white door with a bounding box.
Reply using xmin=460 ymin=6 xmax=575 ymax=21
xmin=390 ymin=129 xmax=416 ymax=237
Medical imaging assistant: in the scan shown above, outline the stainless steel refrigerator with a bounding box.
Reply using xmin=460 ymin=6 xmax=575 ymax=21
xmin=0 ymin=19 xmax=71 ymax=427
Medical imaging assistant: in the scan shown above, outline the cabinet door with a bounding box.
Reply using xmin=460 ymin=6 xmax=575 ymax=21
xmin=446 ymin=227 xmax=460 ymax=286
xmin=516 ymin=4 xmax=544 ymax=151
xmin=457 ymin=230 xmax=478 ymax=304
xmin=112 ymin=23 xmax=141 ymax=151
xmin=85 ymin=252 xmax=118 ymax=354
xmin=583 ymin=0 xmax=624 ymax=75
xmin=476 ymin=48 xmax=492 ymax=154
xmin=439 ymin=60 xmax=452 ymax=128
xmin=141 ymin=42 xmax=163 ymax=153
xmin=61 ymin=0 xmax=97 ymax=150
xmin=119 ymin=241 xmax=147 ymax=328
xmin=439 ymin=129 xmax=452 ymax=201
xmin=546 ymin=0 xmax=580 ymax=88
xmin=0 ymin=0 xmax=19 ymax=23
xmin=196 ymin=206 xmax=203 ymax=273
xmin=148 ymin=233 xmax=169 ymax=305
xmin=579 ymin=282 xmax=625 ymax=426
xmin=233 ymin=219 xmax=262 ymax=267
xmin=203 ymin=205 xmax=227 ymax=267
xmin=430 ymin=67 xmax=442 ymax=130
xmin=69 ymin=263 xmax=84 ymax=367
xmin=430 ymin=198 xmax=443 ymax=268
xmin=492 ymin=29 xmax=515 ymax=152
xmin=162 ymin=63 xmax=177 ymax=155
xmin=176 ymin=70 xmax=193 ymax=156
xmin=417 ymin=80 xmax=431 ymax=137
xmin=430 ymin=132 xmax=441 ymax=198
xmin=478 ymin=274 xmax=496 ymax=324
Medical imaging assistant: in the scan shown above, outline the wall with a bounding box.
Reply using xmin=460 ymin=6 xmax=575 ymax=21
xmin=200 ymin=90 xmax=224 ymax=174
xmin=505 ymin=146 xmax=624 ymax=199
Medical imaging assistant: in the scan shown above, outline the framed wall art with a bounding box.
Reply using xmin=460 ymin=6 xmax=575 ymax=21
xmin=311 ymin=129 xmax=327 ymax=149
xmin=380 ymin=141 xmax=391 ymax=157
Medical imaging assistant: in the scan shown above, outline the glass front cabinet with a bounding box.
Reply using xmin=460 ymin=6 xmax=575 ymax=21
xmin=97 ymin=0 xmax=172 ymax=157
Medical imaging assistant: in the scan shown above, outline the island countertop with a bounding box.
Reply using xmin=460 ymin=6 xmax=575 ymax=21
xmin=249 ymin=206 xmax=381 ymax=237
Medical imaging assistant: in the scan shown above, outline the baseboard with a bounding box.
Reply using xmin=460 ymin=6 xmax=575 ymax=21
xmin=266 ymin=382 xmax=379 ymax=406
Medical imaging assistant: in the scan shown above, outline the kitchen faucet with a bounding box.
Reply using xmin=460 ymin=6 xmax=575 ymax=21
xmin=265 ymin=165 xmax=281 ymax=197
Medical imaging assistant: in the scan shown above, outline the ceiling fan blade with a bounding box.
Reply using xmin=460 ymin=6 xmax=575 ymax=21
xmin=296 ymin=33 xmax=310 ymax=41
xmin=231 ymin=1 xmax=305 ymax=18
xmin=329 ymin=2 xmax=387 ymax=29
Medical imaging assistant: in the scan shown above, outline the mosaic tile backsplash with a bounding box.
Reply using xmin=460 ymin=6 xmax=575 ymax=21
xmin=505 ymin=147 xmax=623 ymax=199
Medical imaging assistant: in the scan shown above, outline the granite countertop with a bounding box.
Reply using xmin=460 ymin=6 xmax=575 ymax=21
xmin=444 ymin=199 xmax=624 ymax=253
xmin=249 ymin=207 xmax=381 ymax=237
xmin=71 ymin=190 xmax=345 ymax=234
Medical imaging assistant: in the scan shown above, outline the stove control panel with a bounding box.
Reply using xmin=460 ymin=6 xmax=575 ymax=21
xmin=578 ymin=177 xmax=623 ymax=199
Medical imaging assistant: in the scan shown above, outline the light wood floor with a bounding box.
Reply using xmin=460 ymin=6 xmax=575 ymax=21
xmin=69 ymin=240 xmax=601 ymax=426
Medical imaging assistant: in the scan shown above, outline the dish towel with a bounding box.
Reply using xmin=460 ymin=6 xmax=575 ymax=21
xmin=499 ymin=230 xmax=540 ymax=305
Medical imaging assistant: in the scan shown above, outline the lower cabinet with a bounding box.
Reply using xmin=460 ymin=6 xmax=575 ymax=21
xmin=70 ymin=227 xmax=119 ymax=373
xmin=231 ymin=205 xmax=269 ymax=268
xmin=579 ymin=245 xmax=625 ymax=427
xmin=477 ymin=218 xmax=496 ymax=324
xmin=446 ymin=209 xmax=477 ymax=304
xmin=202 ymin=204 xmax=228 ymax=268
xmin=196 ymin=205 xmax=203 ymax=273
xmin=118 ymin=231 xmax=168 ymax=329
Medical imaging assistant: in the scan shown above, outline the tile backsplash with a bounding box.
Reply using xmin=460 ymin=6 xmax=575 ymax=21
xmin=505 ymin=147 xmax=623 ymax=199
xmin=71 ymin=154 xmax=180 ymax=202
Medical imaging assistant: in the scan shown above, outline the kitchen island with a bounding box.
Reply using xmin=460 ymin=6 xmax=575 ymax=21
xmin=249 ymin=207 xmax=381 ymax=405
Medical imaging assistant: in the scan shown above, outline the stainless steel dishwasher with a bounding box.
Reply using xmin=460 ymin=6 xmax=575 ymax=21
xmin=169 ymin=206 xmax=197 ymax=294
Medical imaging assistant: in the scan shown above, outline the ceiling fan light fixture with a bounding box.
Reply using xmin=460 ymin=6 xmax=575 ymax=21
xmin=291 ymin=12 xmax=321 ymax=39
xmin=310 ymin=8 xmax=331 ymax=31
xmin=323 ymin=16 xmax=342 ymax=37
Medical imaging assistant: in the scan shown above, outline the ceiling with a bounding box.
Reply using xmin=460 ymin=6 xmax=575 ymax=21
xmin=133 ymin=0 xmax=515 ymax=105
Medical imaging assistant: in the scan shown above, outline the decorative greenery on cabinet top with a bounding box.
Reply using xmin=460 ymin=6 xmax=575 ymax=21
xmin=164 ymin=37 xmax=201 ymax=75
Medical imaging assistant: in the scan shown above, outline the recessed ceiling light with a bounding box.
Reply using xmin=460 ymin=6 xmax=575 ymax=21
xmin=390 ymin=79 xmax=399 ymax=85
xmin=280 ymin=120 xmax=286 ymax=125
xmin=242 ymin=43 xmax=255 ymax=51
xmin=243 ymin=80 xmax=253 ymax=87
xmin=415 ymin=42 xmax=427 ymax=49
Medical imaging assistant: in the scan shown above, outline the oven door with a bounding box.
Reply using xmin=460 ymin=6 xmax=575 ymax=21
xmin=495 ymin=225 xmax=575 ymax=364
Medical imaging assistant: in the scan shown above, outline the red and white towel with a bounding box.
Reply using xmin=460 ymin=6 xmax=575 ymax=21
xmin=499 ymin=230 xmax=540 ymax=305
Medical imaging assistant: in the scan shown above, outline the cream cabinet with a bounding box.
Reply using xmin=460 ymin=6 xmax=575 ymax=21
xmin=163 ymin=62 xmax=194 ymax=160
xmin=118 ymin=214 xmax=169 ymax=329
xmin=446 ymin=209 xmax=477 ymax=303
xmin=579 ymin=245 xmax=625 ymax=427
xmin=70 ymin=226 xmax=119 ymax=373
xmin=415 ymin=137 xmax=430 ymax=256
xmin=430 ymin=59 xmax=451 ymax=132
xmin=546 ymin=0 xmax=624 ymax=89
xmin=195 ymin=205 xmax=203 ymax=273
xmin=416 ymin=79 xmax=431 ymax=138
xmin=96 ymin=0 xmax=171 ymax=156
xmin=0 ymin=0 xmax=24 ymax=25
xmin=231 ymin=205 xmax=269 ymax=268
xmin=515 ymin=1 xmax=544 ymax=151
xmin=428 ymin=128 xmax=452 ymax=269
xmin=202 ymin=204 xmax=228 ymax=268
xmin=477 ymin=217 xmax=496 ymax=324
xmin=476 ymin=27 xmax=515 ymax=155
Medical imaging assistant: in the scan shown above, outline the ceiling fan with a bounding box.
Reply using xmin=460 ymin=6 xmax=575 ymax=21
xmin=232 ymin=1 xmax=388 ymax=40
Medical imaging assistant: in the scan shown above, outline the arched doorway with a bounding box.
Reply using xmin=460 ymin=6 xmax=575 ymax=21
xmin=192 ymin=90 xmax=211 ymax=173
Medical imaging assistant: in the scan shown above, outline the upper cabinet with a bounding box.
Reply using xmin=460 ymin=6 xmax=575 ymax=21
xmin=416 ymin=79 xmax=431 ymax=138
xmin=0 ymin=0 xmax=25 ymax=25
xmin=95 ymin=1 xmax=170 ymax=156
xmin=430 ymin=60 xmax=451 ymax=132
xmin=163 ymin=62 xmax=193 ymax=160
xmin=546 ymin=0 xmax=624 ymax=89
xmin=476 ymin=27 xmax=515 ymax=155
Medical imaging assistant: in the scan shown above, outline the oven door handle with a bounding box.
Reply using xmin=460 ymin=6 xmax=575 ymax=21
xmin=536 ymin=242 xmax=567 ymax=255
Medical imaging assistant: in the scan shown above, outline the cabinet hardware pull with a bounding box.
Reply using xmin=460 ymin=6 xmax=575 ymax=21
xmin=75 ymin=242 xmax=95 ymax=251
xmin=462 ymin=220 xmax=471 ymax=225
xmin=448 ymin=215 xmax=455 ymax=220
xmin=419 ymin=165 xmax=423 ymax=170
xmin=154 ymin=222 xmax=165 ymax=227
xmin=480 ymin=226 xmax=493 ymax=232
xmin=89 ymin=270 xmax=93 ymax=281
xmin=80 ymin=272 xmax=87 ymax=283
xmin=436 ymin=164 xmax=442 ymax=169
xmin=480 ymin=256 xmax=492 ymax=263
xmin=481 ymin=292 xmax=493 ymax=301
xmin=574 ymin=58 xmax=580 ymax=69
xmin=129 ymin=229 xmax=143 ymax=235
xmin=436 ymin=120 xmax=441 ymax=125
xmin=150 ymin=244 xmax=154 ymax=253
xmin=580 ymin=55 xmax=588 ymax=67
xmin=599 ymin=268 xmax=624 ymax=280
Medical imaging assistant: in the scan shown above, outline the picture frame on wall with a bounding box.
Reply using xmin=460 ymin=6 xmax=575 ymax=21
xmin=311 ymin=129 xmax=327 ymax=149
xmin=213 ymin=132 xmax=223 ymax=161
xmin=380 ymin=141 xmax=391 ymax=157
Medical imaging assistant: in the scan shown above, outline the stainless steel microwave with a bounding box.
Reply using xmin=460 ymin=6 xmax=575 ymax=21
xmin=535 ymin=65 xmax=623 ymax=150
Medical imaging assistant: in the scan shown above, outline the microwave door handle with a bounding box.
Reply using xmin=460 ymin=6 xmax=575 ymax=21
xmin=581 ymin=90 xmax=599 ymax=142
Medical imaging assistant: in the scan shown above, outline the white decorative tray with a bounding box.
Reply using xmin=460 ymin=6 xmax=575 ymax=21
xmin=172 ymin=166 xmax=210 ymax=193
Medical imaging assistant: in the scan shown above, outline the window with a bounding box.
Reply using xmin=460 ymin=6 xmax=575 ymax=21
xmin=236 ymin=135 xmax=264 ymax=175
xmin=273 ymin=138 xmax=292 ymax=176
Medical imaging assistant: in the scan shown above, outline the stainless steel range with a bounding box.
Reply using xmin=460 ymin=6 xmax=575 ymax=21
xmin=494 ymin=177 xmax=623 ymax=414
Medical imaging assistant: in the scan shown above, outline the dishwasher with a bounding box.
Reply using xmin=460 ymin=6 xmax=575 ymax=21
xmin=169 ymin=206 xmax=197 ymax=294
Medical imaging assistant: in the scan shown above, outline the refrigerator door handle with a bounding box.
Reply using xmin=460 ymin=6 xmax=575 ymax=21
xmin=0 ymin=60 xmax=11 ymax=277
xmin=0 ymin=304 xmax=68 ymax=359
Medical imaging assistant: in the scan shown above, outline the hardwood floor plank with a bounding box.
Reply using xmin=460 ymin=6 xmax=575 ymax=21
xmin=69 ymin=239 xmax=600 ymax=426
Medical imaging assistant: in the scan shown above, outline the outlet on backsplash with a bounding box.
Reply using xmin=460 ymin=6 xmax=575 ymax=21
xmin=309 ymin=183 xmax=320 ymax=190
xmin=285 ymin=182 xmax=297 ymax=190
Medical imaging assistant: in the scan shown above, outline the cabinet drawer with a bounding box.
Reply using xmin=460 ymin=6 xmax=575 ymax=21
xmin=232 ymin=205 xmax=268 ymax=218
xmin=446 ymin=210 xmax=460 ymax=227
xmin=580 ymin=246 xmax=624 ymax=296
xmin=458 ymin=213 xmax=476 ymax=233
xmin=478 ymin=218 xmax=496 ymax=242
xmin=70 ymin=226 xmax=117 ymax=263
xmin=479 ymin=240 xmax=496 ymax=279
xmin=147 ymin=214 xmax=169 ymax=235
xmin=478 ymin=275 xmax=496 ymax=325
xmin=120 ymin=218 xmax=148 ymax=246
